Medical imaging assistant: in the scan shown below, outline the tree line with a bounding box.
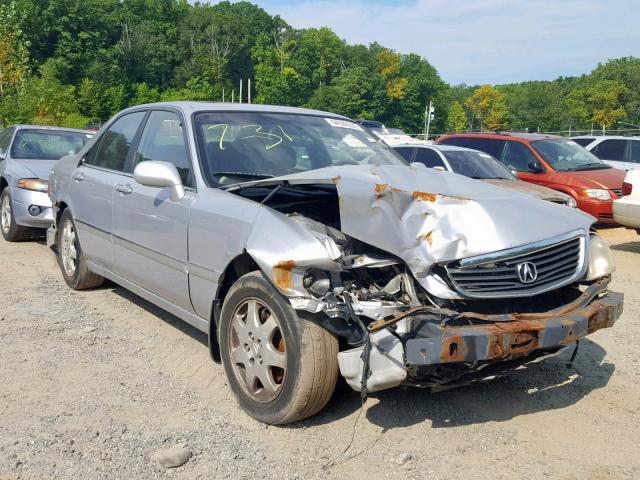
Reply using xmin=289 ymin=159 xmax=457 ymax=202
xmin=1 ymin=0 xmax=638 ymax=136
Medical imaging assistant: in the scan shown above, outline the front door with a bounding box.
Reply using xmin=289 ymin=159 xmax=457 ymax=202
xmin=112 ymin=110 xmax=194 ymax=312
xmin=69 ymin=111 xmax=146 ymax=269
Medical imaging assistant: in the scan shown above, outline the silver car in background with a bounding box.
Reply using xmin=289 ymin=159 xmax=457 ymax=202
xmin=47 ymin=102 xmax=622 ymax=424
xmin=0 ymin=125 xmax=92 ymax=241
xmin=393 ymin=143 xmax=577 ymax=207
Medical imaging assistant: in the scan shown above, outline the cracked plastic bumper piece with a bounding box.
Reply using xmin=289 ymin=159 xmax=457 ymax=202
xmin=405 ymin=290 xmax=623 ymax=366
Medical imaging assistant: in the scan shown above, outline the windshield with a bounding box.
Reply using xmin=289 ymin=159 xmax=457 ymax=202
xmin=441 ymin=149 xmax=515 ymax=180
xmin=531 ymin=139 xmax=610 ymax=171
xmin=11 ymin=129 xmax=92 ymax=160
xmin=194 ymin=112 xmax=406 ymax=185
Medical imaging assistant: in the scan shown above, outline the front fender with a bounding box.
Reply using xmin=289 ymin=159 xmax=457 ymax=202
xmin=245 ymin=207 xmax=341 ymax=299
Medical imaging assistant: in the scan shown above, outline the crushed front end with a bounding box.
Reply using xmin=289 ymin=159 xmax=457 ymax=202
xmin=228 ymin=166 xmax=623 ymax=395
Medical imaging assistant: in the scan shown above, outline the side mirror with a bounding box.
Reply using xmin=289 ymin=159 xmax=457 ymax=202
xmin=527 ymin=161 xmax=544 ymax=174
xmin=410 ymin=162 xmax=427 ymax=169
xmin=133 ymin=161 xmax=185 ymax=202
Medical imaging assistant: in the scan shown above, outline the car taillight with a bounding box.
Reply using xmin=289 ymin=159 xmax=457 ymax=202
xmin=622 ymin=182 xmax=633 ymax=196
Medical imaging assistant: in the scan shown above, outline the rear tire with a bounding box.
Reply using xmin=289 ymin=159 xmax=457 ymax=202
xmin=57 ymin=208 xmax=104 ymax=290
xmin=219 ymin=271 xmax=338 ymax=425
xmin=1 ymin=189 xmax=31 ymax=242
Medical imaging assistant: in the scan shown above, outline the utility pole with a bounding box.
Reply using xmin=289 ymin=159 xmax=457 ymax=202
xmin=424 ymin=100 xmax=434 ymax=141
xmin=231 ymin=90 xmax=235 ymax=103
xmin=248 ymin=79 xmax=251 ymax=104
xmin=239 ymin=79 xmax=243 ymax=104
xmin=222 ymin=88 xmax=225 ymax=102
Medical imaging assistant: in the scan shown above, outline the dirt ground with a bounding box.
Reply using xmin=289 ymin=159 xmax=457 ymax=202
xmin=1 ymin=227 xmax=639 ymax=480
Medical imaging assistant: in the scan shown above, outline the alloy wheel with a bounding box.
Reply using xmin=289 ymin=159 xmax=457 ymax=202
xmin=60 ymin=219 xmax=78 ymax=277
xmin=229 ymin=298 xmax=287 ymax=403
xmin=1 ymin=194 xmax=11 ymax=235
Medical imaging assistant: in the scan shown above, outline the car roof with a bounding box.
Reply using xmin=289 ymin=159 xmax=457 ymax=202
xmin=572 ymin=135 xmax=640 ymax=140
xmin=6 ymin=125 xmax=93 ymax=134
xmin=118 ymin=101 xmax=349 ymax=120
xmin=393 ymin=142 xmax=480 ymax=153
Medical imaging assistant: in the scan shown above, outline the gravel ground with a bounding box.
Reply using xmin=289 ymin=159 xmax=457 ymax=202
xmin=1 ymin=227 xmax=639 ymax=479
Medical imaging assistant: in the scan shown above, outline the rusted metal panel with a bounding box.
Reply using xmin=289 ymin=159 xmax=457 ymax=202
xmin=405 ymin=290 xmax=623 ymax=365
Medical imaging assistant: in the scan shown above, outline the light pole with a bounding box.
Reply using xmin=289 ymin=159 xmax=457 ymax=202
xmin=424 ymin=100 xmax=434 ymax=141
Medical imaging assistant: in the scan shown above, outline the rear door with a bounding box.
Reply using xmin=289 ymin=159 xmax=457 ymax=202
xmin=112 ymin=109 xmax=195 ymax=312
xmin=68 ymin=111 xmax=146 ymax=269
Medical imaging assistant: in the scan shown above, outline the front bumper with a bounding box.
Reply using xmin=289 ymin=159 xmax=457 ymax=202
xmin=338 ymin=279 xmax=623 ymax=393
xmin=577 ymin=197 xmax=616 ymax=224
xmin=405 ymin=289 xmax=622 ymax=365
xmin=11 ymin=187 xmax=53 ymax=229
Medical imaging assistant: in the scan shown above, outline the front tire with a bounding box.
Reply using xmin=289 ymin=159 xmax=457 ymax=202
xmin=219 ymin=272 xmax=338 ymax=425
xmin=57 ymin=208 xmax=104 ymax=290
xmin=1 ymin=189 xmax=31 ymax=242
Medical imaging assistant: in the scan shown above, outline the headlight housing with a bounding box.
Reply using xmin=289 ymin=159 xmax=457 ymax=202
xmin=585 ymin=233 xmax=615 ymax=281
xmin=17 ymin=178 xmax=48 ymax=193
xmin=582 ymin=189 xmax=611 ymax=201
xmin=566 ymin=196 xmax=577 ymax=208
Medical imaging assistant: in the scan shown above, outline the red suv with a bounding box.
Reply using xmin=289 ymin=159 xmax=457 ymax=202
xmin=436 ymin=133 xmax=626 ymax=224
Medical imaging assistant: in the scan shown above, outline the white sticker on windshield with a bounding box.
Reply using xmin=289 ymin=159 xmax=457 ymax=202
xmin=479 ymin=153 xmax=493 ymax=158
xmin=325 ymin=118 xmax=364 ymax=131
xmin=342 ymin=133 xmax=367 ymax=148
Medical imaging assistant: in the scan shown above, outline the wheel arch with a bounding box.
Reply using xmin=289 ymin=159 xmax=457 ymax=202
xmin=0 ymin=176 xmax=7 ymax=193
xmin=209 ymin=252 xmax=261 ymax=363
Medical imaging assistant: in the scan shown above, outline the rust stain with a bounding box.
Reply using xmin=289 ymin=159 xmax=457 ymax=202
xmin=416 ymin=231 xmax=434 ymax=246
xmin=412 ymin=191 xmax=437 ymax=202
xmin=272 ymin=260 xmax=296 ymax=290
xmin=375 ymin=183 xmax=388 ymax=193
xmin=440 ymin=335 xmax=466 ymax=362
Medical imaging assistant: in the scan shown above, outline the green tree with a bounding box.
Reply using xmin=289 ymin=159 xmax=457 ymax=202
xmin=447 ymin=101 xmax=467 ymax=132
xmin=586 ymin=80 xmax=627 ymax=132
xmin=465 ymin=84 xmax=508 ymax=130
xmin=0 ymin=1 xmax=29 ymax=106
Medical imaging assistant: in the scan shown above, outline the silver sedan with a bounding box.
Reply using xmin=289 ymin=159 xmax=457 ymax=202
xmin=47 ymin=102 xmax=621 ymax=424
xmin=0 ymin=125 xmax=92 ymax=241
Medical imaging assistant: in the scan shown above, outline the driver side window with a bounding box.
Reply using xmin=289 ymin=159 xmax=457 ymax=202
xmin=501 ymin=141 xmax=539 ymax=172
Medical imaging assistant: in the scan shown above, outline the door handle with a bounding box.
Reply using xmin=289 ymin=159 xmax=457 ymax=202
xmin=72 ymin=171 xmax=85 ymax=182
xmin=115 ymin=183 xmax=133 ymax=195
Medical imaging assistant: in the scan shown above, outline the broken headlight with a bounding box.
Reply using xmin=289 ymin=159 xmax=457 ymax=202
xmin=585 ymin=232 xmax=615 ymax=281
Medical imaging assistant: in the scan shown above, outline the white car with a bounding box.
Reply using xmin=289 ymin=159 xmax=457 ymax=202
xmin=572 ymin=135 xmax=640 ymax=171
xmin=613 ymin=169 xmax=640 ymax=232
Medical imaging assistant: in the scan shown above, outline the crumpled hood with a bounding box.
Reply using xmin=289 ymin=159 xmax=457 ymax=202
xmin=236 ymin=164 xmax=594 ymax=280
xmin=481 ymin=178 xmax=570 ymax=202
xmin=13 ymin=159 xmax=57 ymax=180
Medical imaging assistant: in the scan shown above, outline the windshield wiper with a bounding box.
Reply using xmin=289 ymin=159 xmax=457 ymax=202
xmin=565 ymin=163 xmax=611 ymax=171
xmin=212 ymin=171 xmax=275 ymax=179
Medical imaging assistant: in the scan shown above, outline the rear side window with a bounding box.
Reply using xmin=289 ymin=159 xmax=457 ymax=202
xmin=88 ymin=112 xmax=146 ymax=171
xmin=572 ymin=138 xmax=595 ymax=147
xmin=133 ymin=110 xmax=192 ymax=186
xmin=501 ymin=141 xmax=539 ymax=172
xmin=630 ymin=140 xmax=640 ymax=163
xmin=394 ymin=147 xmax=415 ymax=162
xmin=0 ymin=127 xmax=14 ymax=154
xmin=414 ymin=148 xmax=446 ymax=168
xmin=593 ymin=139 xmax=627 ymax=161
xmin=440 ymin=137 xmax=506 ymax=159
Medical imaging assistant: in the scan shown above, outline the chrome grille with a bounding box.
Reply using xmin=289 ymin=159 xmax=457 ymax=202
xmin=444 ymin=232 xmax=586 ymax=298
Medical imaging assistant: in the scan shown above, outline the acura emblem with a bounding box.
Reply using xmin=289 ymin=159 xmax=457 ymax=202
xmin=516 ymin=261 xmax=538 ymax=284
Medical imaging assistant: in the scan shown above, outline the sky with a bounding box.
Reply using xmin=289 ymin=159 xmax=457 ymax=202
xmin=247 ymin=0 xmax=640 ymax=85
